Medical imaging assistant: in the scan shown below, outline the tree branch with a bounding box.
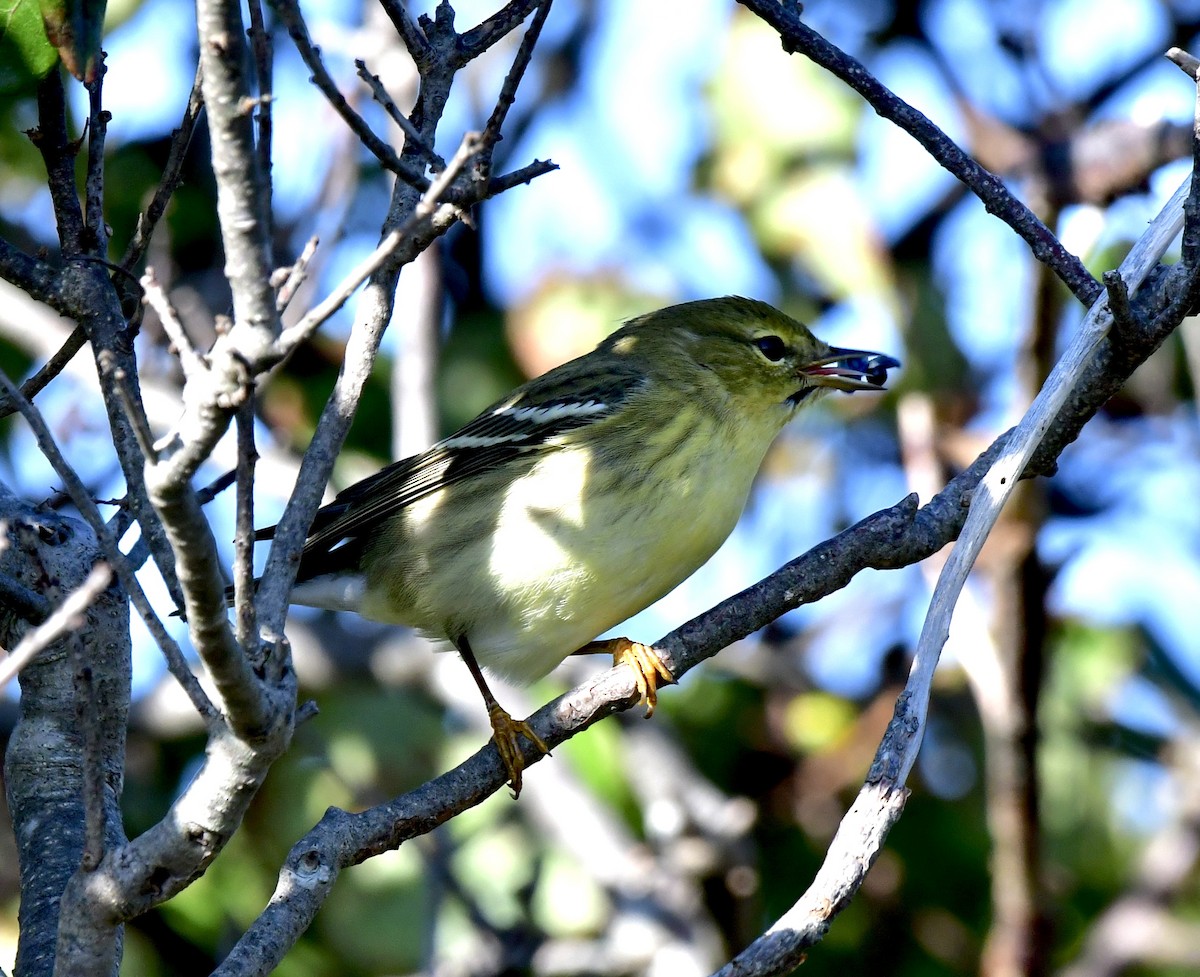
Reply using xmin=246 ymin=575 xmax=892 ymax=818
xmin=0 ymin=563 xmax=112 ymax=691
xmin=120 ymin=66 xmax=205 ymax=273
xmin=83 ymin=56 xmax=110 ymax=257
xmin=738 ymin=0 xmax=1103 ymax=307
xmin=0 ymin=239 xmax=68 ymax=312
xmin=197 ymin=0 xmax=278 ymax=356
xmin=0 ymin=366 xmax=215 ymax=720
xmin=0 ymin=324 xmax=86 ymax=421
xmin=223 ymin=168 xmax=1199 ymax=970
xmin=269 ymin=0 xmax=433 ymax=189
xmin=0 ymin=497 xmax=129 ymax=977
xmin=31 ymin=71 xmax=85 ymax=256
xmin=713 ymin=119 xmax=1197 ymax=977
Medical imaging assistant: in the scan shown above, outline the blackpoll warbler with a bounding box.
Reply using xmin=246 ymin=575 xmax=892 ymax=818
xmin=261 ymin=296 xmax=899 ymax=794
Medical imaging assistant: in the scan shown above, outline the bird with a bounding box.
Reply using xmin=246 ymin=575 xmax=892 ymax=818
xmin=256 ymin=296 xmax=899 ymax=795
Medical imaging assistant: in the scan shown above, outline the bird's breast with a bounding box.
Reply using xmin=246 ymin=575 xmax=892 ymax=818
xmin=361 ymin=403 xmax=787 ymax=684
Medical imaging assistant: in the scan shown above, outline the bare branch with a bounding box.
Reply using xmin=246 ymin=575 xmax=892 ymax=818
xmin=145 ymin=397 xmax=274 ymax=738
xmin=58 ymin=720 xmax=290 ymax=948
xmin=898 ymin=177 xmax=1184 ymax=781
xmin=140 ymin=267 xmax=207 ymax=378
xmin=484 ymin=157 xmax=558 ymax=196
xmin=0 ymin=571 xmax=53 ymax=622
xmin=269 ymin=0 xmax=433 ymax=189
xmin=1181 ymin=55 xmax=1200 ymax=299
xmin=1 ymin=498 xmax=128 ymax=977
xmin=480 ymin=0 xmax=552 ymax=152
xmin=197 ymin=0 xmax=278 ymax=353
xmin=83 ymin=56 xmax=109 ymax=257
xmin=1167 ymin=45 xmax=1200 ymax=80
xmin=0 ymin=563 xmax=112 ymax=690
xmin=1102 ymin=269 xmax=1140 ymax=342
xmin=274 ymin=235 xmax=319 ymax=314
xmin=738 ymin=0 xmax=1103 ymax=307
xmin=354 ymin=58 xmax=445 ymax=169
xmin=32 ymin=71 xmax=84 ymax=256
xmin=120 ymin=65 xmax=204 ymax=273
xmin=378 ymin=0 xmax=429 ymax=63
xmin=272 ymin=132 xmax=481 ymax=361
xmin=0 ymin=325 xmax=87 ymax=421
xmin=0 ymin=239 xmax=69 ymax=312
xmin=196 ymin=467 xmax=238 ymax=506
xmin=0 ymin=365 xmax=217 ymax=721
xmin=457 ymin=0 xmax=541 ymax=62
xmin=71 ymin=632 xmax=108 ymax=871
xmin=97 ymin=349 xmax=159 ymax=464
xmin=715 ymin=784 xmax=908 ymax=977
xmin=246 ymin=0 xmax=274 ymax=211
xmin=233 ymin=400 xmax=258 ymax=647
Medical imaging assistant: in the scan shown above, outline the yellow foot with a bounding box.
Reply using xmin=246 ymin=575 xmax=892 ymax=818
xmin=487 ymin=702 xmax=548 ymax=798
xmin=606 ymin=637 xmax=674 ymax=717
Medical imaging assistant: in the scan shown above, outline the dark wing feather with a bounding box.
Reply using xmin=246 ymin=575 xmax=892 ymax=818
xmin=268 ymin=357 xmax=648 ymax=581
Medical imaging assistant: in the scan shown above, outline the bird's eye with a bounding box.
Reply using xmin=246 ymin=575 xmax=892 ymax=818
xmin=753 ymin=335 xmax=787 ymax=362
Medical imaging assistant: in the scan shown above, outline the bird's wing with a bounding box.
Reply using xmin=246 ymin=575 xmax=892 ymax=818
xmin=266 ymin=358 xmax=648 ymax=567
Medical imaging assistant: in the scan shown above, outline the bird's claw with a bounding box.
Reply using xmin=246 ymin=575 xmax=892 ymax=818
xmin=487 ymin=702 xmax=548 ymax=798
xmin=610 ymin=638 xmax=674 ymax=717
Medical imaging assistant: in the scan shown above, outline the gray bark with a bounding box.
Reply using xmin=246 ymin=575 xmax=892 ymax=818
xmin=0 ymin=488 xmax=130 ymax=977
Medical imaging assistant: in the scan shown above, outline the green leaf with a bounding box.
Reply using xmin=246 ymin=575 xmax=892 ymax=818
xmin=0 ymin=0 xmax=58 ymax=92
xmin=38 ymin=0 xmax=105 ymax=82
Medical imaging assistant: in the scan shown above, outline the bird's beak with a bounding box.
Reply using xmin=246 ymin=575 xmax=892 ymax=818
xmin=798 ymin=346 xmax=901 ymax=392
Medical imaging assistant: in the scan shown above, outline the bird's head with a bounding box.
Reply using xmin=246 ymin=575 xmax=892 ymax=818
xmin=606 ymin=296 xmax=899 ymax=414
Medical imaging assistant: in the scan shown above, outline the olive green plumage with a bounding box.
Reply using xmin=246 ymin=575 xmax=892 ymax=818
xmin=261 ymin=296 xmax=897 ymax=792
xmin=273 ymin=295 xmax=897 ymax=684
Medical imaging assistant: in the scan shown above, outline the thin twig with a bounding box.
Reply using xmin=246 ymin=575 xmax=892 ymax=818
xmin=121 ymin=66 xmax=204 ymax=272
xmin=32 ymin=70 xmax=85 ymax=255
xmin=234 ymin=399 xmax=258 ymax=647
xmin=269 ymin=0 xmax=432 ymax=189
xmin=1102 ymin=269 xmax=1139 ymax=342
xmin=457 ymin=0 xmax=542 ymax=63
xmin=1167 ymin=46 xmax=1200 ymax=80
xmin=97 ymin=350 xmax=159 ymax=465
xmin=196 ymin=467 xmax=238 ymax=506
xmin=0 ymin=367 xmax=218 ymax=721
xmin=272 ymin=133 xmax=482 ymax=360
xmin=104 ymin=505 xmax=139 ymax=570
xmin=272 ymin=230 xmax=407 ymax=359
xmin=246 ymin=0 xmax=274 ymax=212
xmin=483 ymin=158 xmax=558 ymax=197
xmin=274 ymin=235 xmax=319 ymax=314
xmin=0 ymin=326 xmax=88 ymax=421
xmin=84 ymin=54 xmax=110 ymax=256
xmin=480 ymin=0 xmax=552 ymax=153
xmin=0 ymin=562 xmax=111 ymax=689
xmin=354 ymin=58 xmax=445 ymax=169
xmin=738 ymin=0 xmax=1103 ymax=308
xmin=141 ymin=267 xmax=208 ymax=378
xmin=377 ymin=0 xmax=429 ymax=64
